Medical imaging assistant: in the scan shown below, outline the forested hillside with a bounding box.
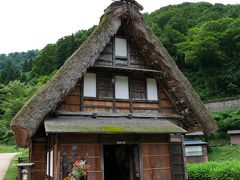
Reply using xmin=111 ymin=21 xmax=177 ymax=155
xmin=0 ymin=50 xmax=38 ymax=70
xmin=0 ymin=2 xmax=240 ymax=144
xmin=0 ymin=50 xmax=38 ymax=83
xmin=145 ymin=2 xmax=240 ymax=100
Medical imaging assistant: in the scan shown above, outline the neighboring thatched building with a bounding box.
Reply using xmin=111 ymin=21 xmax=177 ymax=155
xmin=11 ymin=1 xmax=217 ymax=180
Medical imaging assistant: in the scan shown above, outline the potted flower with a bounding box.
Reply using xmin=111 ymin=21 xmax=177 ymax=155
xmin=64 ymin=160 xmax=90 ymax=180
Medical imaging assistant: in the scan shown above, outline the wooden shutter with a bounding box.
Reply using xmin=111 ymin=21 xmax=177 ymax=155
xmin=84 ymin=73 xmax=96 ymax=97
xmin=31 ymin=142 xmax=46 ymax=180
xmin=147 ymin=78 xmax=158 ymax=100
xmin=141 ymin=143 xmax=172 ymax=180
xmin=115 ymin=76 xmax=129 ymax=99
xmin=115 ymin=38 xmax=127 ymax=57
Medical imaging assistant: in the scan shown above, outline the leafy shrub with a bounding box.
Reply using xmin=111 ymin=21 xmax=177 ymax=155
xmin=188 ymin=160 xmax=240 ymax=180
xmin=188 ymin=163 xmax=213 ymax=180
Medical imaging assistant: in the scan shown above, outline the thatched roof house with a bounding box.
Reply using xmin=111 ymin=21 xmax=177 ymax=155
xmin=11 ymin=1 xmax=216 ymax=148
xmin=11 ymin=1 xmax=217 ymax=179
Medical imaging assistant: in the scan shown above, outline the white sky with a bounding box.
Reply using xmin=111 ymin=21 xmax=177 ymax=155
xmin=0 ymin=0 xmax=239 ymax=54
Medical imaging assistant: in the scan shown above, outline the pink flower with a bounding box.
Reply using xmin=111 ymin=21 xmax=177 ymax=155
xmin=65 ymin=159 xmax=91 ymax=179
xmin=73 ymin=160 xmax=81 ymax=167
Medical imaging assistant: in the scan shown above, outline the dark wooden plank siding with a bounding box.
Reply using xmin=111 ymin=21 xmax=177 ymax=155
xmin=56 ymin=47 xmax=177 ymax=114
xmin=51 ymin=135 xmax=177 ymax=180
xmin=31 ymin=142 xmax=46 ymax=180
xmin=58 ymin=86 xmax=81 ymax=112
xmin=57 ymin=86 xmax=176 ymax=114
xmin=95 ymin=39 xmax=114 ymax=66
xmin=94 ymin=37 xmax=151 ymax=69
xmin=129 ymin=42 xmax=150 ymax=69
xmin=141 ymin=143 xmax=172 ymax=180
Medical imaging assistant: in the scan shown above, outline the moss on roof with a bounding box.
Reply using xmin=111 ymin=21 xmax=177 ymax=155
xmin=44 ymin=116 xmax=187 ymax=134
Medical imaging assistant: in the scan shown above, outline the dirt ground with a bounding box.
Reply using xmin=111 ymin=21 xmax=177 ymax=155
xmin=0 ymin=153 xmax=18 ymax=180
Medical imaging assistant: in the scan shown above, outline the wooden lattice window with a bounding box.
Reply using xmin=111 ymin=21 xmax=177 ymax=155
xmin=130 ymin=79 xmax=147 ymax=100
xmin=97 ymin=76 xmax=113 ymax=98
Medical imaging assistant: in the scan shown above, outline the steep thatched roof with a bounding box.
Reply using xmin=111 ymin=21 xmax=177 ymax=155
xmin=11 ymin=0 xmax=217 ymax=147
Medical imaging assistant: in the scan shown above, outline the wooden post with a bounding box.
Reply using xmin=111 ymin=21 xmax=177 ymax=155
xmin=62 ymin=152 xmax=68 ymax=178
xmin=101 ymin=144 xmax=105 ymax=180
xmin=139 ymin=143 xmax=143 ymax=180
xmin=181 ymin=135 xmax=188 ymax=180
xmin=56 ymin=135 xmax=60 ymax=180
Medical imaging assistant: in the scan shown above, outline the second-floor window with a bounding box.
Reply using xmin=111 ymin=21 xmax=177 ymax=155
xmin=98 ymin=76 xmax=113 ymax=98
xmin=115 ymin=76 xmax=129 ymax=99
xmin=83 ymin=73 xmax=96 ymax=97
xmin=131 ymin=79 xmax=146 ymax=100
xmin=83 ymin=73 xmax=158 ymax=101
xmin=147 ymin=78 xmax=158 ymax=100
xmin=115 ymin=38 xmax=127 ymax=58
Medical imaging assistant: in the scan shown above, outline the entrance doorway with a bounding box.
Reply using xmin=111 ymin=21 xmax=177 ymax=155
xmin=103 ymin=144 xmax=140 ymax=180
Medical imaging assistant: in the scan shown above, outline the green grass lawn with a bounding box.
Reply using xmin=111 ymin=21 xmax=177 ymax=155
xmin=0 ymin=144 xmax=25 ymax=153
xmin=0 ymin=145 xmax=29 ymax=180
xmin=208 ymin=145 xmax=240 ymax=162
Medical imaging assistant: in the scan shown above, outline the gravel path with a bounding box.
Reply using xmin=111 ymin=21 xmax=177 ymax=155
xmin=0 ymin=153 xmax=19 ymax=180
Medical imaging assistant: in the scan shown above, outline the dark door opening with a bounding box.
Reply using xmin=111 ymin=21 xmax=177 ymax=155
xmin=103 ymin=144 xmax=140 ymax=180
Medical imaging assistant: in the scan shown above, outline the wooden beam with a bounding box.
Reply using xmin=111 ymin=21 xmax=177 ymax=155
xmin=93 ymin=65 xmax=163 ymax=74
xmin=57 ymin=111 xmax=183 ymax=119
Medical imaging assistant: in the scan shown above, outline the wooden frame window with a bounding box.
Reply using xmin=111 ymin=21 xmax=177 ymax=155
xmin=97 ymin=75 xmax=113 ymax=98
xmin=115 ymin=37 xmax=127 ymax=58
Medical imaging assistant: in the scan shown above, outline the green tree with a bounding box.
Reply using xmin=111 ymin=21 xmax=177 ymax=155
xmin=30 ymin=44 xmax=57 ymax=78
xmin=0 ymin=81 xmax=40 ymax=144
xmin=0 ymin=61 xmax=20 ymax=84
xmin=178 ymin=28 xmax=224 ymax=68
xmin=55 ymin=35 xmax=78 ymax=69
